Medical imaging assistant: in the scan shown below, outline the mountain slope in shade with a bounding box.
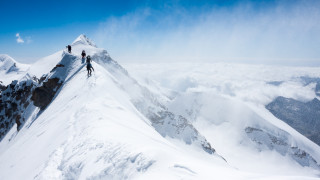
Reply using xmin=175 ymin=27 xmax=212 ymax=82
xmin=266 ymin=96 xmax=320 ymax=146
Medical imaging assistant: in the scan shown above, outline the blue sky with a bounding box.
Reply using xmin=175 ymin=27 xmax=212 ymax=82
xmin=1 ymin=0 xmax=319 ymax=66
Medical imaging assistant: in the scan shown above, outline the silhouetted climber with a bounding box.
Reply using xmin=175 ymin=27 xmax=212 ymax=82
xmin=86 ymin=55 xmax=94 ymax=76
xmin=66 ymin=45 xmax=72 ymax=53
xmin=81 ymin=50 xmax=86 ymax=63
xmin=81 ymin=50 xmax=86 ymax=58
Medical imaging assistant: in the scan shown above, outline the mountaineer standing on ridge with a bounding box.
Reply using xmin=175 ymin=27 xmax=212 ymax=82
xmin=81 ymin=50 xmax=86 ymax=63
xmin=66 ymin=45 xmax=72 ymax=53
xmin=86 ymin=55 xmax=94 ymax=76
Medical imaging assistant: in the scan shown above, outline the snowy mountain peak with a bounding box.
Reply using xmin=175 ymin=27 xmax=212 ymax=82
xmin=0 ymin=54 xmax=30 ymax=85
xmin=0 ymin=54 xmax=18 ymax=74
xmin=72 ymin=34 xmax=97 ymax=47
xmin=0 ymin=54 xmax=17 ymax=69
xmin=0 ymin=54 xmax=30 ymax=71
xmin=0 ymin=54 xmax=14 ymax=62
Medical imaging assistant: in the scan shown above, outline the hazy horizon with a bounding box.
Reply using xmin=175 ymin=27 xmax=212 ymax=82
xmin=1 ymin=0 xmax=319 ymax=66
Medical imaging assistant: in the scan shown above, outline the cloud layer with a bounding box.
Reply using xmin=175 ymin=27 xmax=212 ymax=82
xmin=94 ymin=1 xmax=320 ymax=66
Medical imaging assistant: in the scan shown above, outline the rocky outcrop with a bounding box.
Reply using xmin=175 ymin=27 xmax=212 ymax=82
xmin=149 ymin=110 xmax=215 ymax=154
xmin=0 ymin=82 xmax=5 ymax=91
xmin=31 ymin=54 xmax=68 ymax=110
xmin=31 ymin=78 xmax=62 ymax=110
xmin=0 ymin=66 xmax=65 ymax=141
xmin=50 ymin=64 xmax=65 ymax=73
xmin=0 ymin=53 xmax=70 ymax=141
xmin=266 ymin=96 xmax=320 ymax=146
xmin=0 ymin=77 xmax=38 ymax=141
xmin=316 ymin=83 xmax=320 ymax=96
xmin=245 ymin=127 xmax=320 ymax=169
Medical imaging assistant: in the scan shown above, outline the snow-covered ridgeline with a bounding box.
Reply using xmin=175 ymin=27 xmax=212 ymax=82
xmin=0 ymin=35 xmax=227 ymax=179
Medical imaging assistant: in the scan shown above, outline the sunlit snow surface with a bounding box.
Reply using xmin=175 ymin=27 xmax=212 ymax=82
xmin=1 ymin=35 xmax=320 ymax=179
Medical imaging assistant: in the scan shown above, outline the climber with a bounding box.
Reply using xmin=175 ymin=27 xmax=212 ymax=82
xmin=81 ymin=50 xmax=86 ymax=58
xmin=66 ymin=45 xmax=72 ymax=53
xmin=86 ymin=55 xmax=94 ymax=76
xmin=81 ymin=50 xmax=86 ymax=63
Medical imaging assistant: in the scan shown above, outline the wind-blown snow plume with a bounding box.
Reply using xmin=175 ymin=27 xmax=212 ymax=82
xmin=95 ymin=1 xmax=320 ymax=66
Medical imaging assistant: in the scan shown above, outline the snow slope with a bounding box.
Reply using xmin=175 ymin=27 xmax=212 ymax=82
xmin=1 ymin=35 xmax=320 ymax=179
xmin=0 ymin=54 xmax=30 ymax=85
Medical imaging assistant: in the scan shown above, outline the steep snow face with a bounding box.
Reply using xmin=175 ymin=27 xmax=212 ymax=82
xmin=88 ymin=51 xmax=216 ymax=154
xmin=0 ymin=54 xmax=30 ymax=85
xmin=27 ymin=50 xmax=64 ymax=78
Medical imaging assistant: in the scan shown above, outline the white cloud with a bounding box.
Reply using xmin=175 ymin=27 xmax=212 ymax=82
xmin=16 ymin=33 xmax=24 ymax=44
xmin=94 ymin=1 xmax=320 ymax=66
